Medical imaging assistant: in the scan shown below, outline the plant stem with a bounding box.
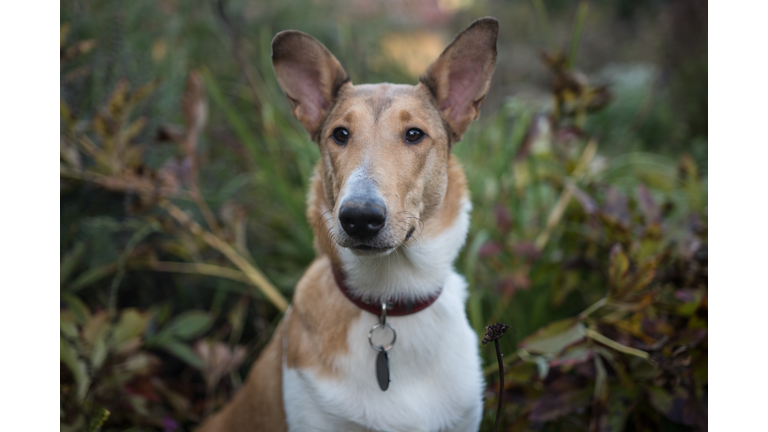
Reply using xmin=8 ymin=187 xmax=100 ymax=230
xmin=190 ymin=182 xmax=223 ymax=238
xmin=483 ymin=349 xmax=523 ymax=376
xmin=59 ymin=167 xmax=194 ymax=201
xmin=585 ymin=328 xmax=649 ymax=360
xmin=482 ymin=323 xmax=512 ymax=431
xmin=579 ymin=297 xmax=607 ymax=319
xmin=145 ymin=261 xmax=252 ymax=285
xmin=534 ymin=139 xmax=597 ymax=251
xmin=494 ymin=339 xmax=503 ymax=432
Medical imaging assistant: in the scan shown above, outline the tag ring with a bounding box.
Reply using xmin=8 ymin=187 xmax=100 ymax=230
xmin=368 ymin=323 xmax=396 ymax=352
xmin=380 ymin=302 xmax=387 ymax=325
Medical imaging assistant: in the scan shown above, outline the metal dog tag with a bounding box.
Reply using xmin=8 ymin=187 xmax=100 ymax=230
xmin=368 ymin=303 xmax=397 ymax=391
xmin=376 ymin=350 xmax=390 ymax=391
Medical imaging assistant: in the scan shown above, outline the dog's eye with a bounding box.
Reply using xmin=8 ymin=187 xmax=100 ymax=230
xmin=332 ymin=127 xmax=349 ymax=145
xmin=404 ymin=128 xmax=425 ymax=144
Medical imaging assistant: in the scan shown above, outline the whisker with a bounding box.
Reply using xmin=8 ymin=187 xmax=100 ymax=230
xmin=316 ymin=210 xmax=333 ymax=227
xmin=400 ymin=211 xmax=425 ymax=235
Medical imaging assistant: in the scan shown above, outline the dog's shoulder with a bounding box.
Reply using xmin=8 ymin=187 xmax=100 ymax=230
xmin=285 ymin=256 xmax=363 ymax=377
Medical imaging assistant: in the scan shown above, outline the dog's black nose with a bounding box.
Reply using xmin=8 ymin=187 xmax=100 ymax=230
xmin=339 ymin=198 xmax=386 ymax=239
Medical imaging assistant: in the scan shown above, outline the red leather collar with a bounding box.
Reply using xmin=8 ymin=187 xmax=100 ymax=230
xmin=332 ymin=264 xmax=442 ymax=316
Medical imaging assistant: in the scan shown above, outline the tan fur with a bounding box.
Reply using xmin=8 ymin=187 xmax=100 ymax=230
xmin=315 ymin=82 xmax=454 ymax=252
xmin=424 ymin=156 xmax=468 ymax=236
xmin=196 ymin=18 xmax=497 ymax=431
xmin=196 ymin=320 xmax=287 ymax=432
xmin=285 ymin=256 xmax=362 ymax=376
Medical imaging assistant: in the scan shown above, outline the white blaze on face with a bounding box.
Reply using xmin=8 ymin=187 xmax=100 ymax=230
xmin=337 ymin=165 xmax=383 ymax=217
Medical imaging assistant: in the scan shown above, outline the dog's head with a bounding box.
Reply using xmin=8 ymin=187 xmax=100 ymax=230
xmin=272 ymin=18 xmax=497 ymax=257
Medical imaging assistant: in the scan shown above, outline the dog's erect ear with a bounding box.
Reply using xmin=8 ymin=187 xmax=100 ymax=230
xmin=420 ymin=17 xmax=498 ymax=142
xmin=272 ymin=30 xmax=350 ymax=139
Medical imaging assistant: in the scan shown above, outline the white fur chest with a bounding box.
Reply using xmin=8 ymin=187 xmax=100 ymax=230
xmin=282 ymin=271 xmax=484 ymax=432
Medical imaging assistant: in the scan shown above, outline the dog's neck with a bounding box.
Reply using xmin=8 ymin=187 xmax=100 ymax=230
xmin=308 ymin=156 xmax=470 ymax=303
xmin=337 ymin=196 xmax=470 ymax=302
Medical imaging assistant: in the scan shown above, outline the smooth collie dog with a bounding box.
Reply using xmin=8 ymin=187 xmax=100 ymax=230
xmin=198 ymin=17 xmax=498 ymax=432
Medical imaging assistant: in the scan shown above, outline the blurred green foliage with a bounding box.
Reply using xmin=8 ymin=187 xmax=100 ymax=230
xmin=60 ymin=1 xmax=706 ymax=431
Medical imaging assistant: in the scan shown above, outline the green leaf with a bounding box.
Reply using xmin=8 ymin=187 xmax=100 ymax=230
xmin=608 ymin=243 xmax=629 ymax=293
xmin=593 ymin=354 xmax=609 ymax=405
xmin=60 ymin=336 xmax=90 ymax=400
xmin=82 ymin=312 xmax=109 ymax=370
xmin=121 ymin=117 xmax=147 ymax=146
xmin=106 ymin=78 xmax=130 ymax=119
xmin=149 ymin=310 xmax=212 ymax=346
xmin=87 ymin=408 xmax=110 ymax=432
xmin=465 ymin=229 xmax=490 ymax=338
xmin=165 ymin=310 xmax=213 ymax=339
xmin=130 ymin=79 xmax=159 ymax=105
xmin=60 ymin=311 xmax=79 ymax=339
xmin=162 ymin=340 xmax=204 ymax=369
xmin=637 ymin=223 xmax=662 ymax=262
xmin=597 ymin=212 xmax=632 ymax=246
xmin=110 ymin=308 xmax=151 ymax=350
xmin=68 ymin=262 xmax=117 ymax=293
xmin=61 ymin=292 xmax=92 ymax=325
xmin=549 ymin=344 xmax=594 ymax=368
xmin=675 ymin=289 xmax=704 ymax=316
xmin=624 ymin=257 xmax=658 ymax=294
xmin=679 ymin=154 xmax=703 ymax=212
xmin=61 ymin=97 xmax=75 ymax=131
xmin=534 ymin=355 xmax=550 ymax=380
xmin=61 ymin=242 xmax=86 ymax=286
xmin=505 ymin=361 xmax=538 ymax=384
xmin=647 ymin=386 xmax=674 ymax=414
xmin=90 ymin=333 xmax=108 ymax=370
xmin=519 ymin=318 xmax=586 ymax=356
xmin=82 ymin=312 xmax=109 ymax=346
xmin=227 ymin=297 xmax=249 ymax=345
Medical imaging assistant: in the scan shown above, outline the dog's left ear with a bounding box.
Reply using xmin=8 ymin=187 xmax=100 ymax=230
xmin=420 ymin=17 xmax=498 ymax=142
xmin=272 ymin=30 xmax=350 ymax=140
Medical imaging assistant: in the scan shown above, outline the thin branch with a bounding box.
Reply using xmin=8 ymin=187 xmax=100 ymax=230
xmin=159 ymin=199 xmax=289 ymax=311
xmin=60 ymin=167 xmax=194 ymax=202
xmin=189 ymin=179 xmax=224 ymax=238
xmin=585 ymin=328 xmax=649 ymax=360
xmin=579 ymin=297 xmax=607 ymax=319
xmin=143 ymin=261 xmax=252 ymax=286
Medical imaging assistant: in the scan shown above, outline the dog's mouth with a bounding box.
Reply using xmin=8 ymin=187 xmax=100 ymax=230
xmin=341 ymin=226 xmax=417 ymax=256
xmin=349 ymin=244 xmax=394 ymax=255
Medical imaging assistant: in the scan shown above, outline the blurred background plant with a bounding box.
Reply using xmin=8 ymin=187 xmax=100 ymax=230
xmin=60 ymin=0 xmax=707 ymax=431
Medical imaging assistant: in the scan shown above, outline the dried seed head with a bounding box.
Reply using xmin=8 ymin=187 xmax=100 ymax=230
xmin=482 ymin=322 xmax=512 ymax=345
